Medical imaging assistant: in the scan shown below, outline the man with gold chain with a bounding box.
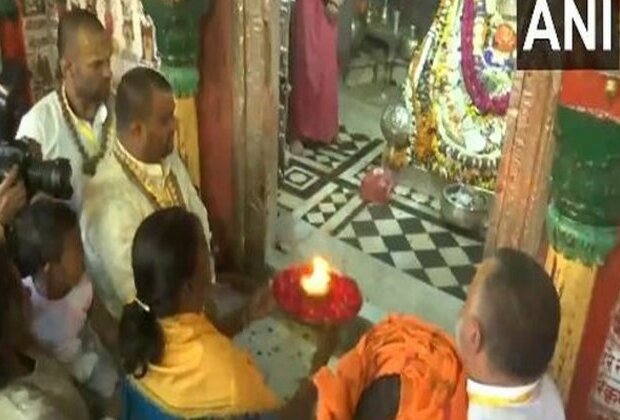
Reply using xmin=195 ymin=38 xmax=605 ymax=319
xmin=80 ymin=67 xmax=212 ymax=319
xmin=16 ymin=9 xmax=113 ymax=210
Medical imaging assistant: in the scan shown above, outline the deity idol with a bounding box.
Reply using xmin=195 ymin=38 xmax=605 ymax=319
xmin=404 ymin=0 xmax=517 ymax=190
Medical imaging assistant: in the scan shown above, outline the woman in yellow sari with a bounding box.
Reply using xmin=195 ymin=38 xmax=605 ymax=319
xmin=119 ymin=207 xmax=328 ymax=420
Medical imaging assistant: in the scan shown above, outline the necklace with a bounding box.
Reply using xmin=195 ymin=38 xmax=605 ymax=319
xmin=113 ymin=143 xmax=186 ymax=210
xmin=57 ymin=86 xmax=112 ymax=176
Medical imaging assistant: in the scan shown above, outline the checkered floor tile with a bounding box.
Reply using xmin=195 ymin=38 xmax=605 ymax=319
xmin=302 ymin=186 xmax=355 ymax=227
xmin=278 ymin=126 xmax=486 ymax=301
xmin=336 ymin=203 xmax=482 ymax=299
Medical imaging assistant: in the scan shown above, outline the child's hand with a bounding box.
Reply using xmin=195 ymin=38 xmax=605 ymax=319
xmin=89 ymin=294 xmax=119 ymax=353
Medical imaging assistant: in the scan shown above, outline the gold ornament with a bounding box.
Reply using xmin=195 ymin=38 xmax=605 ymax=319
xmin=605 ymin=78 xmax=618 ymax=101
xmin=385 ymin=146 xmax=410 ymax=170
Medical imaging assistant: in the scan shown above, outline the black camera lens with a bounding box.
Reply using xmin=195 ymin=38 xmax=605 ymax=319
xmin=26 ymin=158 xmax=73 ymax=200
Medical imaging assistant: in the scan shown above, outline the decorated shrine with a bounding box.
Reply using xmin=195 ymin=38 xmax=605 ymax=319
xmin=1 ymin=1 xmax=619 ymax=415
xmin=401 ymin=0 xmax=517 ymax=190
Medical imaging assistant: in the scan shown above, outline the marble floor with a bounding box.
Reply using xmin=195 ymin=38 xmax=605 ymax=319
xmin=228 ymin=82 xmax=483 ymax=401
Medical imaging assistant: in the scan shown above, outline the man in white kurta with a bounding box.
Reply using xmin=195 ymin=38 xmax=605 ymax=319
xmin=16 ymin=9 xmax=113 ymax=210
xmin=80 ymin=67 xmax=212 ymax=319
xmin=455 ymin=249 xmax=565 ymax=420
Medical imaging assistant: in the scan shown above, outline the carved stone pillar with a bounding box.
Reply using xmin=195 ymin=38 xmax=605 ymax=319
xmin=484 ymin=71 xmax=561 ymax=259
xmin=197 ymin=0 xmax=279 ymax=280
xmin=233 ymin=0 xmax=279 ymax=277
xmin=142 ymin=0 xmax=212 ymax=189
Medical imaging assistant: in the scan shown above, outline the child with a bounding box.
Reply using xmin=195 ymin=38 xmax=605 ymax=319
xmin=9 ymin=198 xmax=119 ymax=408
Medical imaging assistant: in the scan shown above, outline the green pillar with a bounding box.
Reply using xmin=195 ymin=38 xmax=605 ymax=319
xmin=0 ymin=0 xmax=17 ymax=18
xmin=142 ymin=0 xmax=212 ymax=97
xmin=546 ymin=106 xmax=620 ymax=265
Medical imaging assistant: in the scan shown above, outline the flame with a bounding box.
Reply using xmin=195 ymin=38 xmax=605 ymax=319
xmin=301 ymin=257 xmax=331 ymax=296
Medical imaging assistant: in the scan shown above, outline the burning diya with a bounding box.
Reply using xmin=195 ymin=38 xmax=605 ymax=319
xmin=272 ymin=257 xmax=363 ymax=325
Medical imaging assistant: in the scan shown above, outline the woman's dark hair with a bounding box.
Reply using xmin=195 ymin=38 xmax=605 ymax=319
xmin=119 ymin=207 xmax=204 ymax=378
xmin=8 ymin=199 xmax=78 ymax=277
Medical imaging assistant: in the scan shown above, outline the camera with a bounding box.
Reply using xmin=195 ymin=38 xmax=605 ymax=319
xmin=0 ymin=140 xmax=73 ymax=200
xmin=0 ymin=60 xmax=72 ymax=200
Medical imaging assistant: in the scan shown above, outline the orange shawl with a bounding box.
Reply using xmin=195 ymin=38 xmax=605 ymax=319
xmin=313 ymin=315 xmax=468 ymax=420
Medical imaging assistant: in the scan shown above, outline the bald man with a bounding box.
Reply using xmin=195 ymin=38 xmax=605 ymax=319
xmin=456 ymin=248 xmax=565 ymax=419
xmin=16 ymin=9 xmax=113 ymax=210
xmin=81 ymin=67 xmax=214 ymax=319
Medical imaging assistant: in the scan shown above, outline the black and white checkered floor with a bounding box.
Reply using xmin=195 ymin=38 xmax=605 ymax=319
xmin=278 ymin=127 xmax=483 ymax=300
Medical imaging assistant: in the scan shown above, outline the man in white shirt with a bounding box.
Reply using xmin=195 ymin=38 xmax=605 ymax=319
xmin=80 ymin=67 xmax=212 ymax=319
xmin=455 ymin=248 xmax=565 ymax=419
xmin=16 ymin=9 xmax=113 ymax=210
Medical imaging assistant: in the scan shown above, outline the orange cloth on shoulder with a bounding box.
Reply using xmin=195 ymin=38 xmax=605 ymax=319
xmin=313 ymin=314 xmax=468 ymax=420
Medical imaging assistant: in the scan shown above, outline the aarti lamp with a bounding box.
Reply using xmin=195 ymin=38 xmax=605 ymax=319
xmin=272 ymin=257 xmax=363 ymax=325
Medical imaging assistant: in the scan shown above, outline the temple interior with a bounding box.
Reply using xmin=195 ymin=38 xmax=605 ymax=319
xmin=259 ymin=0 xmax=504 ymax=399
xmin=1 ymin=0 xmax=619 ymax=416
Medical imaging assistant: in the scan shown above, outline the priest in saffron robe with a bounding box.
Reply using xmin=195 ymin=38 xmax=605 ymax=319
xmin=312 ymin=314 xmax=468 ymax=420
xmin=80 ymin=67 xmax=212 ymax=319
xmin=289 ymin=0 xmax=342 ymax=151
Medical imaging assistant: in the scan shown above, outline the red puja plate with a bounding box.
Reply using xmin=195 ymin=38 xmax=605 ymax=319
xmin=272 ymin=262 xmax=363 ymax=325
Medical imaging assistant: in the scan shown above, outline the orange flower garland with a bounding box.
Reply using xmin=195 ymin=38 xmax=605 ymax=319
xmin=493 ymin=23 xmax=516 ymax=53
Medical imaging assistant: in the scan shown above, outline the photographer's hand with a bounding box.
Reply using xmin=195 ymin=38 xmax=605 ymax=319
xmin=0 ymin=166 xmax=27 ymax=227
